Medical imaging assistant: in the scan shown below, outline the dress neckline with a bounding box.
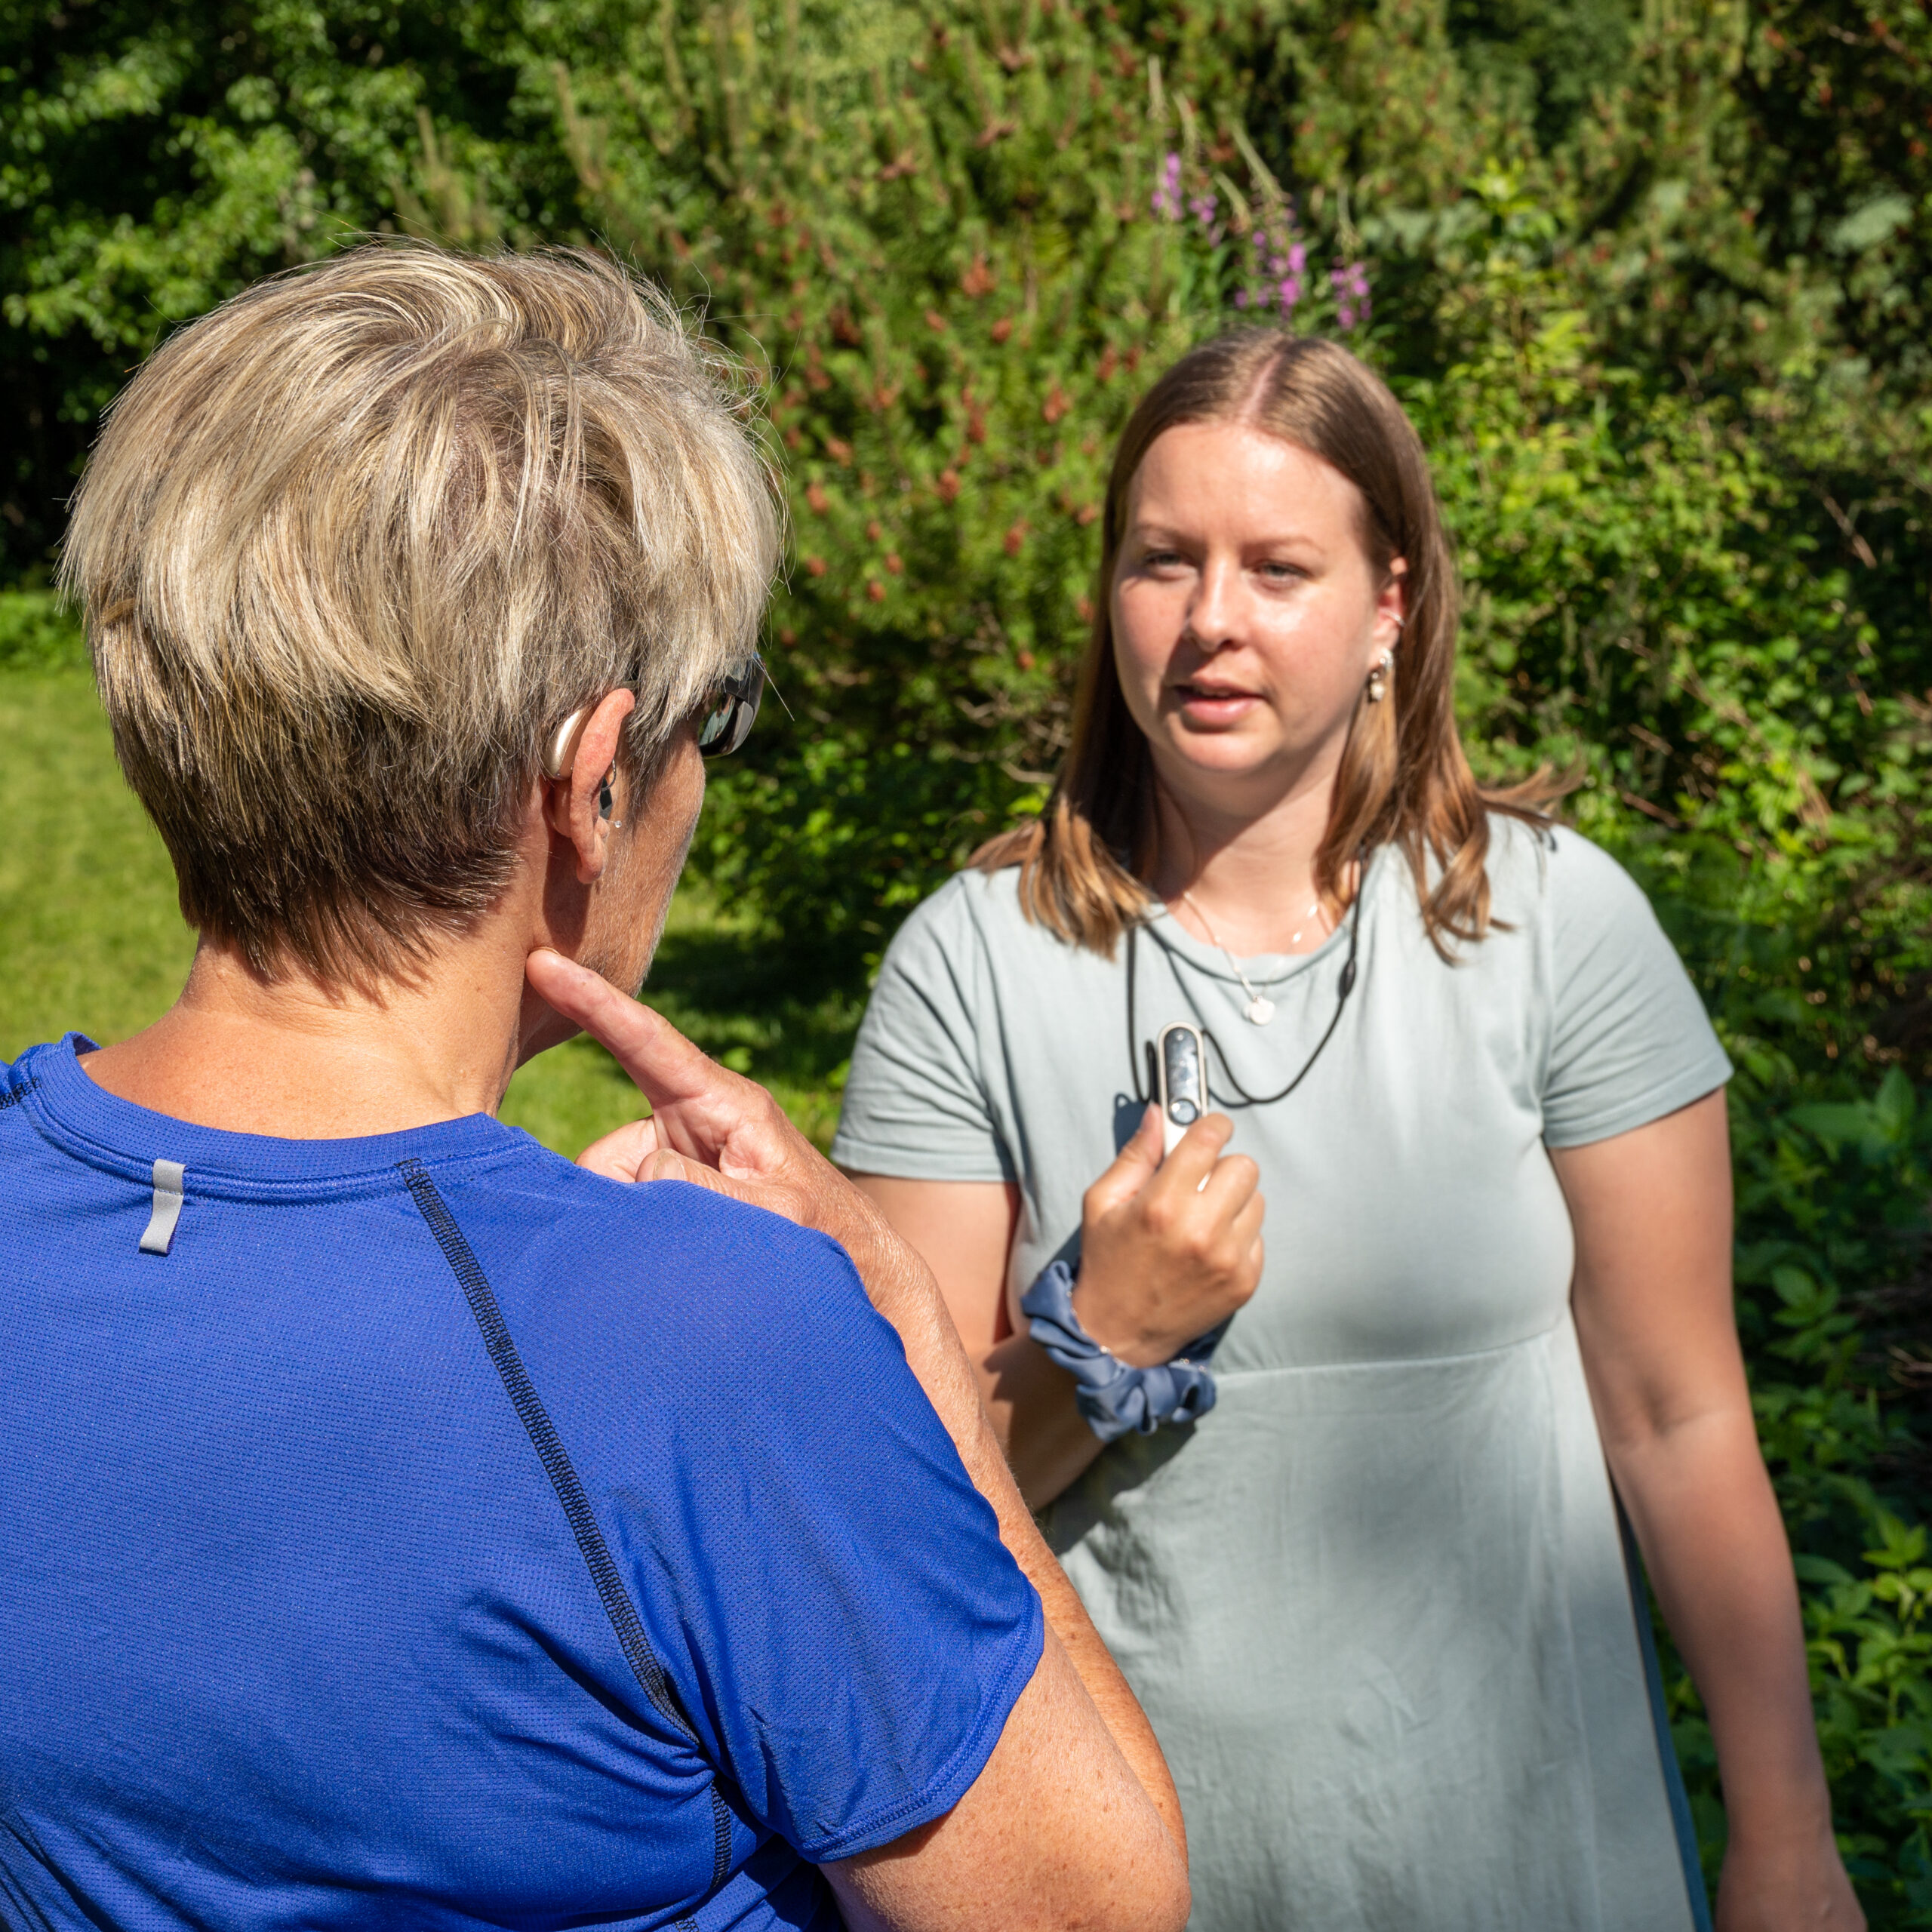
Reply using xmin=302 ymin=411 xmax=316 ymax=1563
xmin=1142 ymin=845 xmax=1384 ymax=991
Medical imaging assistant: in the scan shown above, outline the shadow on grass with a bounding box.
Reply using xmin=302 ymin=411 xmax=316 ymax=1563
xmin=644 ymin=920 xmax=866 ymax=1152
xmin=646 ymin=922 xmax=863 ymax=1086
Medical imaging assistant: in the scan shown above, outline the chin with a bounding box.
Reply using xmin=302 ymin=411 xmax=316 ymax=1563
xmin=589 ymin=919 xmax=665 ymax=1001
xmin=577 ymin=947 xmax=651 ymax=1003
xmin=1163 ymin=736 xmax=1283 ymax=780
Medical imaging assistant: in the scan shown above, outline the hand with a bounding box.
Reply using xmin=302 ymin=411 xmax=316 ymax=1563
xmin=526 ymin=949 xmax=819 ymax=1201
xmin=1070 ymin=1103 xmax=1264 ymax=1367
xmin=1715 ymin=1820 xmax=1865 ymax=1932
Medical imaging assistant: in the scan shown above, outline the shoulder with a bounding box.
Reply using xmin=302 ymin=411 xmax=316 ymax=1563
xmin=1482 ymin=816 xmax=1658 ymax=940
xmin=442 ymin=1145 xmax=881 ymax=1371
xmin=887 ymin=865 xmax=1039 ymax=961
xmin=1479 ymin=821 xmax=1731 ymax=1138
xmin=2 ymin=1042 xmax=62 ymax=1130
xmin=445 ymin=1150 xmax=969 ymax=1518
xmin=877 ymin=862 xmax=1094 ymax=998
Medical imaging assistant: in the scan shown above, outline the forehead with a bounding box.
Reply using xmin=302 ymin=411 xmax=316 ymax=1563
xmin=1127 ymin=420 xmax=1366 ymax=543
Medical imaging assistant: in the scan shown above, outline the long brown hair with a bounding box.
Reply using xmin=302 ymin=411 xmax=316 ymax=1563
xmin=974 ymin=329 xmax=1558 ymax=955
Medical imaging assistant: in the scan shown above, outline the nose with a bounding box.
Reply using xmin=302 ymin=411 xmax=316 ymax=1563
xmin=1185 ymin=552 xmax=1246 ymax=654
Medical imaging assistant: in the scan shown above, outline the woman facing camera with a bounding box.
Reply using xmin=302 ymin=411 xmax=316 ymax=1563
xmin=0 ymin=245 xmax=1190 ymax=1932
xmin=835 ymin=332 xmax=1861 ymax=1930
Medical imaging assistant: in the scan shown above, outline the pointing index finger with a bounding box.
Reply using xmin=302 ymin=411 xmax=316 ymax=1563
xmin=525 ymin=948 xmax=718 ymax=1112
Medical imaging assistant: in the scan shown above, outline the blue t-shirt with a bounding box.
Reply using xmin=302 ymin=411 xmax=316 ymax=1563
xmin=0 ymin=1037 xmax=1042 ymax=1931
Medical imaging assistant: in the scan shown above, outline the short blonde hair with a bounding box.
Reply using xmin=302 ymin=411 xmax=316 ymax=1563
xmin=60 ymin=242 xmax=780 ymax=983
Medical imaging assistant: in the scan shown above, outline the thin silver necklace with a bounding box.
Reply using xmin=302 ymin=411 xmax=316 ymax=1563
xmin=1179 ymin=891 xmax=1328 ymax=1027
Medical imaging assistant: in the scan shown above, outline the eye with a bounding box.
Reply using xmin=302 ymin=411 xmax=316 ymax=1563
xmin=1140 ymin=546 xmax=1189 ymax=571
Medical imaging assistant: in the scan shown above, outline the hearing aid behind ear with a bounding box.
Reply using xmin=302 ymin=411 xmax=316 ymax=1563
xmin=542 ymin=708 xmax=592 ymax=782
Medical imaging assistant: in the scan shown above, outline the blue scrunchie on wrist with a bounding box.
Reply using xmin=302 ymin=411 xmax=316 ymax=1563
xmin=1020 ymin=1259 xmax=1219 ymax=1444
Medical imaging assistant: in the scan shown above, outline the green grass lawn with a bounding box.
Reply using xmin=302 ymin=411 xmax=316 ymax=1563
xmin=0 ymin=665 xmax=855 ymax=1154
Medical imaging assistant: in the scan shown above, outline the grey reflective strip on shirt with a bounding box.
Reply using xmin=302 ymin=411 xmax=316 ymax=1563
xmin=139 ymin=1159 xmax=186 ymax=1255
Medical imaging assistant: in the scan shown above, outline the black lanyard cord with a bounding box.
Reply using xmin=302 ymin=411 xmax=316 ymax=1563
xmin=1126 ymin=857 xmax=1367 ymax=1112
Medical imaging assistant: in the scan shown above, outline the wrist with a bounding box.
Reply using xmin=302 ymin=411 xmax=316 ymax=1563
xmin=1023 ymin=1260 xmax=1218 ymax=1444
xmin=1068 ymin=1278 xmax=1131 ymax=1362
xmin=1715 ymin=1759 xmax=1838 ymax=1866
xmin=1721 ymin=1788 xmax=1835 ymax=1847
xmin=1069 ymin=1269 xmax=1170 ymax=1368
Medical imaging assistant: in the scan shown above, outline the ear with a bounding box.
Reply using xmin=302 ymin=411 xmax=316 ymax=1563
xmin=1374 ymin=557 xmax=1408 ymax=656
xmin=542 ymin=688 xmax=637 ymax=885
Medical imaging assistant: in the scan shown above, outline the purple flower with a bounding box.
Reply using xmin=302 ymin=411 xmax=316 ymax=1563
xmin=1279 ymin=275 xmax=1303 ymax=311
xmin=1287 ymin=242 xmax=1307 ymax=275
xmin=1152 ymin=151 xmax=1183 ymax=221
xmin=1331 ymin=261 xmax=1371 ymax=327
xmin=1234 ymin=288 xmax=1250 ymax=308
xmin=1188 ymin=191 xmax=1220 ymax=242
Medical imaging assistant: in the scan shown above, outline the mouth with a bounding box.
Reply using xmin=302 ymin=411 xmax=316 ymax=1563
xmin=1169 ymin=679 xmax=1266 ymax=722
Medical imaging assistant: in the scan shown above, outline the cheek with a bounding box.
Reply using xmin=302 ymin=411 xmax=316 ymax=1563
xmin=1252 ymin=595 xmax=1370 ymax=691
xmin=1110 ymin=583 xmax=1175 ymax=701
xmin=654 ymin=741 xmax=706 ymax=845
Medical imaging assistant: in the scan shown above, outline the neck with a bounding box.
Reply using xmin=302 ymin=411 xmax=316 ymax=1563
xmin=1148 ymin=749 xmax=1342 ymax=954
xmin=80 ymin=927 xmax=528 ymax=1140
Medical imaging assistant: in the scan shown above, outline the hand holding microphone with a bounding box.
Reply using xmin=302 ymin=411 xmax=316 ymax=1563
xmin=1065 ymin=1099 xmax=1266 ymax=1370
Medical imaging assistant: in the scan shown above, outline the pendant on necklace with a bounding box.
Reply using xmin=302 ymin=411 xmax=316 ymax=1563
xmin=1244 ymin=995 xmax=1275 ymax=1027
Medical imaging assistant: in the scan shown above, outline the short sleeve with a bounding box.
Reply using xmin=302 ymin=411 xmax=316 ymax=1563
xmin=831 ymin=877 xmax=1014 ymax=1183
xmin=1539 ymin=829 xmax=1734 ymax=1148
xmin=502 ymin=1183 xmax=1046 ymax=1865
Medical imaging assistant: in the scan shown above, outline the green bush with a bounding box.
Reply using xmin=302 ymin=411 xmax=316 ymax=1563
xmin=0 ymin=590 xmax=86 ymax=671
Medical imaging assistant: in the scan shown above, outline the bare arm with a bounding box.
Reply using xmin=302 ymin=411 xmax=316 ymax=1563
xmin=827 ymin=1620 xmax=1185 ymax=1932
xmin=527 ymin=952 xmax=1189 ymax=1932
xmin=854 ymin=1102 xmax=1264 ymax=1509
xmin=850 ymin=1172 xmax=1109 ymax=1505
xmin=1553 ymin=1090 xmax=1862 ymax=1932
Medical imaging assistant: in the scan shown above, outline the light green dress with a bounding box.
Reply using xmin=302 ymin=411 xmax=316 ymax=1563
xmin=832 ymin=820 xmax=1730 ymax=1930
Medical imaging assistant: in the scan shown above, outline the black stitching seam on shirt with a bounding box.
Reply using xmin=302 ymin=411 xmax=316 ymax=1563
xmin=706 ymin=1785 xmax=732 ymax=1901
xmin=398 ymin=1158 xmax=732 ymax=1921
xmin=0 ymin=1078 xmax=38 ymax=1111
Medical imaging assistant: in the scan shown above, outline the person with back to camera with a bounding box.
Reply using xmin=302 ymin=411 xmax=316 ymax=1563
xmin=833 ymin=329 xmax=1864 ymax=1931
xmin=0 ymin=242 xmax=1192 ymax=1932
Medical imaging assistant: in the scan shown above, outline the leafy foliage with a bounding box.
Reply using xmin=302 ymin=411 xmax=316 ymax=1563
xmin=5 ymin=0 xmax=1932 ymax=1912
xmin=1684 ymin=1060 xmax=1932 ymax=1907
